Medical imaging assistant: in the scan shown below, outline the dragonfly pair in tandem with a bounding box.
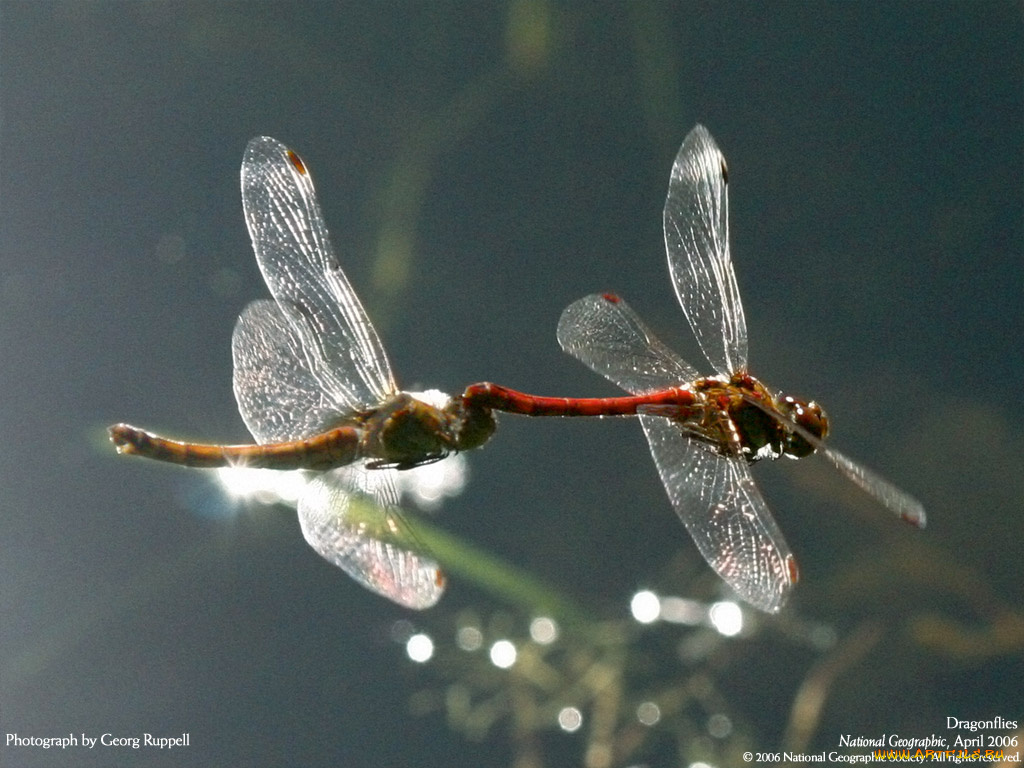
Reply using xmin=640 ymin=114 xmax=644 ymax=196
xmin=110 ymin=126 xmax=926 ymax=613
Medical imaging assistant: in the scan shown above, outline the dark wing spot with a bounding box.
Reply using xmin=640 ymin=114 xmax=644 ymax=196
xmin=286 ymin=149 xmax=308 ymax=175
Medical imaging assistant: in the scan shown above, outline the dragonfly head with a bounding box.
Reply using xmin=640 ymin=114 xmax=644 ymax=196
xmin=445 ymin=397 xmax=497 ymax=452
xmin=776 ymin=394 xmax=829 ymax=458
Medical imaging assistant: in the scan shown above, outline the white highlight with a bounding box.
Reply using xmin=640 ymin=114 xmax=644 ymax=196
xmin=557 ymin=706 xmax=582 ymax=732
xmin=393 ymin=452 xmax=468 ymax=511
xmin=708 ymin=601 xmax=743 ymax=636
xmin=406 ymin=633 xmax=435 ymax=663
xmin=407 ymin=388 xmax=449 ymax=409
xmin=636 ymin=701 xmax=661 ymax=726
xmin=707 ymin=713 xmax=732 ymax=738
xmin=489 ymin=640 xmax=517 ymax=669
xmin=529 ymin=616 xmax=558 ymax=644
xmin=455 ymin=626 xmax=483 ymax=652
xmin=215 ymin=466 xmax=307 ymax=505
xmin=630 ymin=590 xmax=661 ymax=624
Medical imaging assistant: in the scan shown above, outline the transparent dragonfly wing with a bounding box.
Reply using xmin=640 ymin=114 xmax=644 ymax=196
xmin=232 ymin=299 xmax=355 ymax=443
xmin=297 ymin=469 xmax=444 ymax=610
xmin=640 ymin=414 xmax=797 ymax=613
xmin=241 ymin=136 xmax=396 ymax=412
xmin=664 ymin=125 xmax=748 ymax=377
xmin=557 ymin=293 xmax=700 ymax=395
xmin=821 ymin=446 xmax=928 ymax=529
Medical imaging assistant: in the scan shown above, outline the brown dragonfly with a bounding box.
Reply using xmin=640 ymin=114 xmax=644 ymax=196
xmin=111 ymin=137 xmax=495 ymax=608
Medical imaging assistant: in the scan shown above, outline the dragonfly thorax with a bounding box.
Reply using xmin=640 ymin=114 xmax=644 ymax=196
xmin=359 ymin=393 xmax=457 ymax=468
xmin=359 ymin=392 xmax=497 ymax=469
xmin=690 ymin=374 xmax=828 ymax=463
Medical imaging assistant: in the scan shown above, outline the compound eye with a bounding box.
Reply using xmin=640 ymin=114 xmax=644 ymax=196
xmin=779 ymin=396 xmax=829 ymax=458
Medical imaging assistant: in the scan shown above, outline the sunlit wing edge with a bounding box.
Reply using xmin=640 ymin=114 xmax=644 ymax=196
xmin=663 ymin=124 xmax=748 ymax=377
xmin=241 ymin=136 xmax=397 ymax=409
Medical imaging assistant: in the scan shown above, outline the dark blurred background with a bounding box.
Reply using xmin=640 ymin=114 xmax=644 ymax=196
xmin=1 ymin=2 xmax=1021 ymax=766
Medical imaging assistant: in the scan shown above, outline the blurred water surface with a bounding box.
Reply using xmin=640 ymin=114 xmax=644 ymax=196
xmin=1 ymin=3 xmax=1021 ymax=766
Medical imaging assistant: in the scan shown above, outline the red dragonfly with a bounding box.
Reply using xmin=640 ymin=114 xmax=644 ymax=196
xmin=110 ymin=137 xmax=495 ymax=609
xmin=464 ymin=125 xmax=925 ymax=613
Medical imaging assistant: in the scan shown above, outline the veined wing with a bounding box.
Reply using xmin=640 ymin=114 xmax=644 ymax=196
xmin=640 ymin=414 xmax=797 ymax=613
xmin=664 ymin=125 xmax=748 ymax=377
xmin=241 ymin=137 xmax=396 ymax=411
xmin=557 ymin=293 xmax=700 ymax=395
xmin=232 ymin=299 xmax=352 ymax=443
xmin=821 ymin=447 xmax=927 ymax=529
xmin=297 ymin=469 xmax=444 ymax=610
